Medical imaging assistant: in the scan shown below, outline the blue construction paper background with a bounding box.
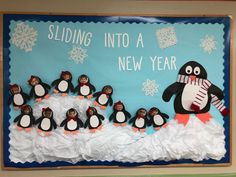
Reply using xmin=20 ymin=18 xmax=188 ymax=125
xmin=3 ymin=14 xmax=231 ymax=168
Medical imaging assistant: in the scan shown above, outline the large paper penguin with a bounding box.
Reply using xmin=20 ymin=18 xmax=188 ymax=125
xmin=93 ymin=85 xmax=113 ymax=110
xmin=35 ymin=107 xmax=57 ymax=136
xmin=148 ymin=107 xmax=169 ymax=130
xmin=8 ymin=84 xmax=30 ymax=109
xmin=74 ymin=74 xmax=96 ymax=100
xmin=129 ymin=108 xmax=149 ymax=133
xmin=60 ymin=108 xmax=83 ymax=135
xmin=28 ymin=75 xmax=51 ymax=102
xmin=109 ymin=101 xmax=131 ymax=127
xmin=14 ymin=105 xmax=35 ymax=132
xmin=51 ymin=71 xmax=74 ymax=96
xmin=162 ymin=61 xmax=229 ymax=125
xmin=84 ymin=107 xmax=104 ymax=133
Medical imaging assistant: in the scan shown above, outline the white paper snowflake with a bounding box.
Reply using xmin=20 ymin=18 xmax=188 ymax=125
xmin=200 ymin=35 xmax=217 ymax=54
xmin=142 ymin=79 xmax=159 ymax=96
xmin=68 ymin=45 xmax=88 ymax=64
xmin=11 ymin=22 xmax=37 ymax=52
xmin=156 ymin=26 xmax=177 ymax=49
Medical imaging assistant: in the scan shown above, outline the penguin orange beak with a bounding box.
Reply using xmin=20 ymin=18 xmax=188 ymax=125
xmin=190 ymin=75 xmax=196 ymax=81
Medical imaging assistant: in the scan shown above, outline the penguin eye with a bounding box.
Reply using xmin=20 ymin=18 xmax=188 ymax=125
xmin=185 ymin=66 xmax=192 ymax=74
xmin=194 ymin=67 xmax=201 ymax=75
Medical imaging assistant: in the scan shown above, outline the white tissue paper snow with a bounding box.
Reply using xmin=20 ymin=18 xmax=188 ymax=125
xmin=9 ymin=95 xmax=226 ymax=164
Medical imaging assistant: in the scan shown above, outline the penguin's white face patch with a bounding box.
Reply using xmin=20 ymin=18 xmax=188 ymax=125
xmin=13 ymin=94 xmax=24 ymax=106
xmin=182 ymin=84 xmax=208 ymax=111
xmin=98 ymin=94 xmax=108 ymax=105
xmin=41 ymin=118 xmax=51 ymax=131
xmin=67 ymin=120 xmax=77 ymax=130
xmin=80 ymin=85 xmax=90 ymax=96
xmin=153 ymin=115 xmax=164 ymax=126
xmin=116 ymin=111 xmax=125 ymax=122
xmin=58 ymin=80 xmax=68 ymax=92
xmin=90 ymin=115 xmax=99 ymax=128
xmin=20 ymin=115 xmax=31 ymax=127
xmin=35 ymin=84 xmax=45 ymax=96
xmin=135 ymin=118 xmax=145 ymax=128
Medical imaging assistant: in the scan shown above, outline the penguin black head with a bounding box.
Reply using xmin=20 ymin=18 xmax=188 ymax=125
xmin=86 ymin=107 xmax=97 ymax=117
xmin=148 ymin=107 xmax=160 ymax=117
xmin=28 ymin=75 xmax=41 ymax=86
xmin=136 ymin=108 xmax=147 ymax=117
xmin=42 ymin=107 xmax=53 ymax=118
xmin=179 ymin=61 xmax=207 ymax=80
xmin=9 ymin=84 xmax=21 ymax=94
xmin=21 ymin=105 xmax=32 ymax=114
xmin=113 ymin=101 xmax=124 ymax=111
xmin=78 ymin=74 xmax=89 ymax=84
xmin=66 ymin=108 xmax=78 ymax=117
xmin=61 ymin=71 xmax=72 ymax=81
xmin=102 ymin=85 xmax=113 ymax=95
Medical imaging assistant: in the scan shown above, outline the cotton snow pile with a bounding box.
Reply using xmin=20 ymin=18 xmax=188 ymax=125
xmin=9 ymin=95 xmax=226 ymax=164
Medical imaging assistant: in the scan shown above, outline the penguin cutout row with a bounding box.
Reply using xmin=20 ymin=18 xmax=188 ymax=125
xmin=130 ymin=108 xmax=169 ymax=132
xmin=13 ymin=106 xmax=57 ymax=136
xmin=108 ymin=102 xmax=169 ymax=133
xmin=162 ymin=61 xmax=229 ymax=126
xmin=13 ymin=105 xmax=105 ymax=135
xmin=9 ymin=72 xmax=114 ymax=110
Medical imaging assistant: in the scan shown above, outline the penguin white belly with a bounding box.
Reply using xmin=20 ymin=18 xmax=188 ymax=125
xmin=13 ymin=94 xmax=24 ymax=106
xmin=153 ymin=115 xmax=164 ymax=126
xmin=41 ymin=118 xmax=51 ymax=130
xmin=58 ymin=80 xmax=68 ymax=92
xmin=67 ymin=120 xmax=77 ymax=130
xmin=35 ymin=84 xmax=45 ymax=96
xmin=90 ymin=115 xmax=99 ymax=128
xmin=182 ymin=84 xmax=208 ymax=111
xmin=98 ymin=94 xmax=108 ymax=105
xmin=116 ymin=112 xmax=125 ymax=122
xmin=80 ymin=85 xmax=90 ymax=96
xmin=135 ymin=118 xmax=145 ymax=128
xmin=20 ymin=115 xmax=30 ymax=127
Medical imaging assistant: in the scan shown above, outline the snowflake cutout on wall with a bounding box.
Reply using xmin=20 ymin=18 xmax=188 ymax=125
xmin=11 ymin=22 xmax=38 ymax=52
xmin=200 ymin=35 xmax=217 ymax=54
xmin=142 ymin=79 xmax=159 ymax=96
xmin=156 ymin=26 xmax=177 ymax=49
xmin=68 ymin=45 xmax=88 ymax=64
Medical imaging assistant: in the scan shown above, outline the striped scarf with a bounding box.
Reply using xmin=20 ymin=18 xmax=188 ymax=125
xmin=177 ymin=74 xmax=228 ymax=116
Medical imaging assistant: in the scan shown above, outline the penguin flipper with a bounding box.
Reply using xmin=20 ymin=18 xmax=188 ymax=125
xmin=91 ymin=84 xmax=96 ymax=92
xmin=78 ymin=119 xmax=84 ymax=127
xmin=60 ymin=119 xmax=67 ymax=127
xmin=109 ymin=97 xmax=113 ymax=106
xmin=51 ymin=79 xmax=60 ymax=86
xmin=14 ymin=115 xmax=21 ymax=123
xmin=160 ymin=112 xmax=169 ymax=119
xmin=8 ymin=95 xmax=13 ymax=105
xmin=209 ymin=84 xmax=224 ymax=100
xmin=128 ymin=117 xmax=135 ymax=124
xmin=52 ymin=119 xmax=57 ymax=129
xmin=125 ymin=111 xmax=131 ymax=118
xmin=35 ymin=117 xmax=43 ymax=125
xmin=93 ymin=92 xmax=100 ymax=97
xmin=109 ymin=112 xmax=116 ymax=121
xmin=162 ymin=82 xmax=181 ymax=102
xmin=84 ymin=119 xmax=89 ymax=128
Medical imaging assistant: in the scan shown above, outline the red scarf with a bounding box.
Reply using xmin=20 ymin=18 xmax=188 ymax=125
xmin=67 ymin=116 xmax=77 ymax=121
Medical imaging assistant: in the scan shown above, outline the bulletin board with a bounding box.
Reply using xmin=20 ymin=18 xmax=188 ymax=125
xmin=2 ymin=14 xmax=231 ymax=169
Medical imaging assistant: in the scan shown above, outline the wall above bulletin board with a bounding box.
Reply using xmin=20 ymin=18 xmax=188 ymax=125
xmin=2 ymin=14 xmax=231 ymax=169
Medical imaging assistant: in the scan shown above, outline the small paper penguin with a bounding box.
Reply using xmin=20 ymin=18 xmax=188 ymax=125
xmin=129 ymin=108 xmax=149 ymax=133
xmin=8 ymin=84 xmax=30 ymax=110
xmin=60 ymin=108 xmax=83 ymax=135
xmin=51 ymin=71 xmax=74 ymax=96
xmin=14 ymin=105 xmax=35 ymax=132
xmin=74 ymin=74 xmax=96 ymax=100
xmin=35 ymin=107 xmax=57 ymax=136
xmin=148 ymin=107 xmax=169 ymax=130
xmin=28 ymin=75 xmax=51 ymax=102
xmin=109 ymin=101 xmax=131 ymax=127
xmin=93 ymin=85 xmax=113 ymax=110
xmin=84 ymin=107 xmax=104 ymax=133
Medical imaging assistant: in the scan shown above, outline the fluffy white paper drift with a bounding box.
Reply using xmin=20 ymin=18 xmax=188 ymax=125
xmin=9 ymin=95 xmax=226 ymax=164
